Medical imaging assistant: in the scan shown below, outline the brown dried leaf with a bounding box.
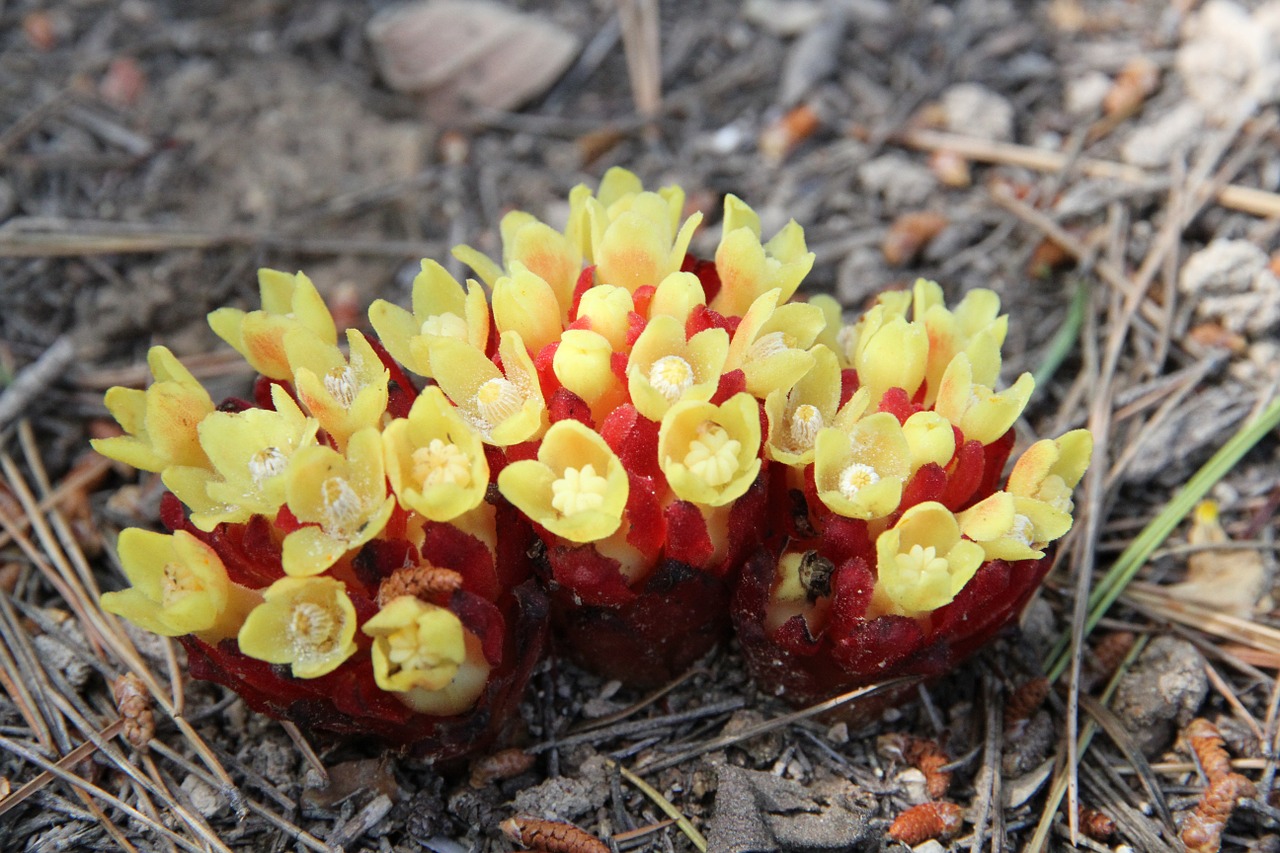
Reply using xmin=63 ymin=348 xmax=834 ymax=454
xmin=881 ymin=212 xmax=949 ymax=266
xmin=759 ymin=104 xmax=822 ymax=163
xmin=367 ymin=1 xmax=580 ymax=112
xmin=1103 ymin=56 xmax=1160 ymax=117
xmin=1164 ymin=501 xmax=1267 ymax=617
xmin=300 ymin=756 xmax=399 ymax=809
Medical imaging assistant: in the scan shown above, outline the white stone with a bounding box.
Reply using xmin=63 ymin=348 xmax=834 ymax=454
xmin=1120 ymin=101 xmax=1205 ymax=168
xmin=1180 ymin=239 xmax=1280 ymax=337
xmin=941 ymin=83 xmax=1015 ymax=141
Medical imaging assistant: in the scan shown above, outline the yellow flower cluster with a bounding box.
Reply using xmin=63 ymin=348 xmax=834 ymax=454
xmin=94 ymin=167 xmax=1090 ymax=717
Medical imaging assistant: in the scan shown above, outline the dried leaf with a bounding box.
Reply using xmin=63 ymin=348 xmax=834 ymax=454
xmin=928 ymin=149 xmax=971 ymax=188
xmin=759 ymin=104 xmax=822 ymax=163
xmin=1103 ymin=56 xmax=1160 ymax=118
xmin=881 ymin=212 xmax=949 ymax=266
xmin=367 ymin=1 xmax=580 ymax=112
xmin=1164 ymin=501 xmax=1267 ymax=617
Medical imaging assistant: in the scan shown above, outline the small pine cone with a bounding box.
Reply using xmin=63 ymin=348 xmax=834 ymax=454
xmin=376 ymin=565 xmax=464 ymax=607
xmin=888 ymin=801 xmax=964 ymax=846
xmin=500 ymin=816 xmax=610 ymax=853
xmin=1185 ymin=718 xmax=1233 ymax=783
xmin=1004 ymin=677 xmax=1051 ymax=734
xmin=113 ymin=672 xmax=153 ymax=750
xmin=1182 ymin=772 xmax=1256 ymax=853
xmin=904 ymin=739 xmax=952 ymax=800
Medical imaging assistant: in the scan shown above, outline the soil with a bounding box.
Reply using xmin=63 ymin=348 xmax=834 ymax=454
xmin=2 ymin=0 xmax=1280 ymax=851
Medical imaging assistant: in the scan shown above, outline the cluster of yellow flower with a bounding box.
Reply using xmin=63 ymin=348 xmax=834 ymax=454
xmin=93 ymin=168 xmax=1089 ymax=739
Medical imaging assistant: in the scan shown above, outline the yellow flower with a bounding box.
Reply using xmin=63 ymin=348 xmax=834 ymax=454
xmin=92 ymin=346 xmax=214 ymax=473
xmin=454 ymin=210 xmax=582 ymax=323
xmin=100 ymin=529 xmax=258 ymax=642
xmin=368 ymin=260 xmax=489 ymax=378
xmin=574 ymin=284 xmax=635 ymax=351
xmin=933 ymin=353 xmax=1035 ymax=445
xmin=658 ymin=393 xmax=762 ymax=507
xmin=208 ymin=269 xmax=337 ymax=380
xmin=710 ymin=194 xmax=815 ymax=318
xmin=850 ymin=304 xmax=929 ymax=405
xmin=553 ymin=329 xmax=626 ymax=423
xmin=281 ymin=428 xmax=396 ymax=577
xmin=570 ymin=169 xmax=701 ymax=294
xmin=647 ymin=271 xmax=707 ymax=324
xmin=764 ymin=345 xmax=843 ymax=467
xmin=1006 ymin=429 xmax=1092 ymax=514
xmin=363 ymin=596 xmax=492 ymax=715
xmin=492 ymin=264 xmax=564 ymax=356
xmin=724 ymin=289 xmax=826 ymax=398
xmin=170 ymin=385 xmax=319 ymax=531
xmin=498 ymin=419 xmax=628 ymax=542
xmin=901 ymin=410 xmax=956 ymax=472
xmin=627 ymin=315 xmax=729 ymax=421
xmin=957 ymin=491 xmax=1072 ymax=562
xmin=237 ymin=576 xmax=357 ymax=679
xmin=429 ymin=331 xmax=547 ymax=446
xmin=813 ymin=412 xmax=911 ymax=520
xmin=383 ymin=386 xmax=488 ymax=522
xmin=913 ymin=279 xmax=1007 ymax=406
xmin=287 ymin=328 xmax=390 ymax=451
xmin=870 ymin=502 xmax=985 ymax=617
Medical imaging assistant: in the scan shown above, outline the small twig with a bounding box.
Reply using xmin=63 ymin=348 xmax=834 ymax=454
xmin=612 ymin=762 xmax=707 ymax=852
xmin=0 ymin=337 xmax=77 ymax=431
xmin=634 ymin=677 xmax=916 ymax=775
xmin=886 ymin=126 xmax=1280 ymax=218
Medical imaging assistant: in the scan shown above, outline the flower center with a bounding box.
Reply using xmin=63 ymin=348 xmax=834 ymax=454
xmin=1010 ymin=513 xmax=1035 ymax=547
xmin=683 ymin=423 xmax=742 ymax=487
xmin=288 ymin=601 xmax=337 ymax=654
xmin=788 ymin=404 xmax=823 ymax=449
xmin=550 ymin=464 xmax=609 ymax=516
xmin=320 ymin=476 xmax=362 ymax=534
xmin=160 ymin=563 xmax=200 ymax=607
xmin=324 ymin=365 xmax=358 ymax=408
xmin=895 ymin=544 xmax=949 ymax=579
xmin=248 ymin=446 xmax=287 ymax=485
xmin=838 ymin=462 xmax=880 ymax=499
xmin=412 ymin=439 xmax=472 ymax=489
xmin=648 ymin=355 xmax=694 ymax=403
xmin=420 ymin=312 xmax=468 ymax=339
xmin=747 ymin=330 xmax=790 ymax=362
xmin=386 ymin=624 xmax=453 ymax=674
xmin=473 ymin=378 xmax=522 ymax=427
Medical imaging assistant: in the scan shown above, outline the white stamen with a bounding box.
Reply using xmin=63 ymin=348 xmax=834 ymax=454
xmin=249 ymin=446 xmax=287 ymax=485
xmin=648 ymin=355 xmax=695 ymax=403
xmin=788 ymin=405 xmax=823 ymax=449
xmin=160 ymin=563 xmax=199 ymax=607
xmin=550 ymin=464 xmax=609 ymax=516
xmin=683 ymin=423 xmax=742 ymax=487
xmin=838 ymin=462 xmax=880 ymax=499
xmin=420 ymin=312 xmax=468 ymax=339
xmin=747 ymin=330 xmax=790 ymax=362
xmin=1010 ymin=513 xmax=1035 ymax=547
xmin=289 ymin=602 xmax=336 ymax=655
xmin=320 ymin=476 xmax=362 ymax=534
xmin=473 ymin=378 xmax=522 ymax=427
xmin=412 ymin=439 xmax=472 ymax=488
xmin=324 ymin=366 xmax=359 ymax=408
xmin=896 ymin=544 xmax=948 ymax=578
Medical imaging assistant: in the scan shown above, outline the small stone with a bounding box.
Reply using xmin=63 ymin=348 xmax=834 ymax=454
xmin=1065 ymin=72 xmax=1112 ymax=115
xmin=1112 ymin=636 xmax=1209 ymax=755
xmin=858 ymin=155 xmax=936 ymax=209
xmin=913 ymin=841 xmax=948 ymax=853
xmin=940 ymin=83 xmax=1015 ymax=141
xmin=509 ymin=754 xmax=609 ymax=822
xmin=1121 ymin=102 xmax=1205 ymax=169
xmin=708 ymin=765 xmax=871 ymax=853
xmin=180 ymin=774 xmax=224 ymax=818
xmin=1176 ymin=0 xmax=1280 ymax=120
xmin=1179 ymin=239 xmax=1280 ymax=338
xmin=722 ymin=709 xmax=785 ymax=765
